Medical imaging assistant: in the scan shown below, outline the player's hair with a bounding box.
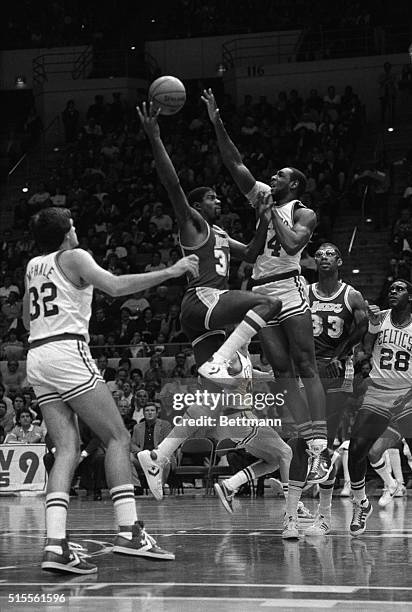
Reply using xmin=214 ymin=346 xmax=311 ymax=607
xmin=288 ymin=167 xmax=307 ymax=197
xmin=187 ymin=186 xmax=212 ymax=206
xmin=318 ymin=242 xmax=342 ymax=259
xmin=392 ymin=278 xmax=412 ymax=295
xmin=31 ymin=207 xmax=72 ymax=253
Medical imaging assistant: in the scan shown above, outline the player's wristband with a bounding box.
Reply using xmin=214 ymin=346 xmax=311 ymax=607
xmin=368 ymin=321 xmax=381 ymax=334
xmin=81 ymin=450 xmax=88 ymax=458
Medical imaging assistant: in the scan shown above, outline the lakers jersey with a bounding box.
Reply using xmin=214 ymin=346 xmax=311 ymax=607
xmin=180 ymin=224 xmax=230 ymax=290
xmin=246 ymin=181 xmax=308 ymax=279
xmin=370 ymin=310 xmax=412 ymax=390
xmin=308 ymin=282 xmax=354 ymax=359
xmin=26 ymin=251 xmax=93 ymax=343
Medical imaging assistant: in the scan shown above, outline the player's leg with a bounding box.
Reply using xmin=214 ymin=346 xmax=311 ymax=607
xmin=199 ymin=290 xmax=282 ymax=381
xmin=326 ymin=391 xmax=348 ymax=449
xmin=40 ymin=399 xmax=97 ymax=574
xmin=348 ymin=408 xmax=389 ymax=536
xmin=369 ymin=427 xmax=401 ymax=507
xmin=70 ymin=382 xmax=174 ymax=560
xmin=282 ymin=437 xmax=309 ymax=539
xmin=215 ymin=427 xmax=292 ymax=513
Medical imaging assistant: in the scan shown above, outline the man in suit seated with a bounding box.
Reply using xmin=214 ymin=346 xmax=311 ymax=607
xmin=130 ymin=404 xmax=176 ymax=494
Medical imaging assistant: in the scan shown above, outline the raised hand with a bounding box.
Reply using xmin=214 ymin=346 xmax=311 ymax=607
xmin=170 ymin=254 xmax=199 ymax=278
xmin=136 ymin=101 xmax=161 ymax=139
xmin=256 ymin=190 xmax=273 ymax=223
xmin=364 ymin=300 xmax=381 ymax=325
xmin=201 ymin=88 xmax=220 ymax=124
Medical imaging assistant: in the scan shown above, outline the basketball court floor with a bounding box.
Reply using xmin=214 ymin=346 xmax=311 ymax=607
xmin=1 ymin=492 xmax=412 ymax=611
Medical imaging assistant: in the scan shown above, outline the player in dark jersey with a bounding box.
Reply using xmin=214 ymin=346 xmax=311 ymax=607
xmin=302 ymin=243 xmax=367 ymax=537
xmin=136 ymin=102 xmax=281 ymax=499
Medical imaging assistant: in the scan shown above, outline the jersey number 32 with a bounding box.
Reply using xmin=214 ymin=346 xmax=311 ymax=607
xmin=29 ymin=282 xmax=59 ymax=320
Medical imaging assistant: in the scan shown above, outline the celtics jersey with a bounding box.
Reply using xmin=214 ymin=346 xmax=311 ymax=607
xmin=180 ymin=224 xmax=230 ymax=291
xmin=308 ymin=282 xmax=354 ymax=360
xmin=26 ymin=250 xmax=93 ymax=343
xmin=370 ymin=310 xmax=412 ymax=390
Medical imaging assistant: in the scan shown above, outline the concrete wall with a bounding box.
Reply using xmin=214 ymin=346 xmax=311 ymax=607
xmin=223 ymin=53 xmax=407 ymax=121
xmin=146 ymin=30 xmax=301 ymax=80
xmin=36 ymin=77 xmax=148 ymax=142
xmin=0 ymin=46 xmax=88 ymax=89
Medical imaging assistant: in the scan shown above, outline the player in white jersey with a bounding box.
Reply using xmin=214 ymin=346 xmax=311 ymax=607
xmin=348 ymin=279 xmax=412 ymax=536
xmin=202 ymin=89 xmax=330 ymax=534
xmin=23 ymin=207 xmax=199 ymax=574
xmin=213 ymin=346 xmax=292 ymax=513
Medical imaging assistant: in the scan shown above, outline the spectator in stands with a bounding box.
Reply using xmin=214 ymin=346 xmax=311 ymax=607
xmin=160 ymin=303 xmax=186 ymax=342
xmin=117 ymin=308 xmax=138 ymax=345
xmin=28 ymin=182 xmax=51 ymax=212
xmin=89 ymin=306 xmax=112 ymax=345
xmin=62 ymin=99 xmax=80 ymax=143
xmin=378 ymin=61 xmax=397 ymax=125
xmin=144 ymin=355 xmax=166 ymax=391
xmin=5 ymin=408 xmax=43 ymax=443
xmin=127 ymin=332 xmax=151 ymax=358
xmin=150 ymin=286 xmax=171 ymax=320
xmin=136 ymin=307 xmax=161 ymax=342
xmin=76 ymin=419 xmax=106 ymax=500
xmin=0 ymin=330 xmax=25 ymax=361
xmin=1 ymin=291 xmax=23 ymax=330
xmin=150 ymin=202 xmax=173 ymax=234
xmin=167 ymin=352 xmax=190 ymax=378
xmin=2 ymin=359 xmax=25 ymax=393
xmin=132 ymin=388 xmax=149 ymax=424
xmin=15 ymin=230 xmax=35 ymax=254
xmin=130 ymin=404 xmax=175 ymax=491
xmin=392 ymin=208 xmax=412 ymax=254
xmin=107 ymin=367 xmax=130 ymax=393
xmin=50 ymin=186 xmax=67 ymax=208
xmin=96 ymin=354 xmax=116 ymax=381
xmin=0 ymin=399 xmax=14 ymax=434
xmin=0 ymin=276 xmax=20 ymax=302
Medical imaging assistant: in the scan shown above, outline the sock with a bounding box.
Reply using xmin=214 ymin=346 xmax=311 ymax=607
xmin=157 ymin=405 xmax=210 ymax=459
xmin=341 ymin=447 xmax=350 ymax=483
xmin=45 ymin=492 xmax=69 ymax=545
xmin=110 ymin=485 xmax=137 ymax=539
xmin=370 ymin=457 xmax=397 ymax=490
xmin=213 ymin=310 xmax=267 ymax=363
xmin=225 ymin=465 xmax=256 ymax=491
xmin=388 ymin=448 xmax=404 ymax=484
xmin=286 ymin=485 xmax=303 ymax=520
xmin=282 ymin=483 xmax=289 ymax=500
xmin=319 ymin=480 xmax=334 ymax=517
xmin=311 ymin=424 xmax=328 ymax=442
xmin=296 ymin=422 xmax=313 ymax=443
xmin=351 ymin=478 xmax=367 ymax=504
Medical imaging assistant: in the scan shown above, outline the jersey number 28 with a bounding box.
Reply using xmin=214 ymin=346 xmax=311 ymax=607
xmin=29 ymin=282 xmax=59 ymax=320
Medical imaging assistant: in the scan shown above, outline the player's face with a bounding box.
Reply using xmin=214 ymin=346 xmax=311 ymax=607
xmin=67 ymin=219 xmax=79 ymax=248
xmin=270 ymin=168 xmax=293 ymax=197
xmin=388 ymin=282 xmax=410 ymax=308
xmin=201 ymin=191 xmax=221 ymax=221
xmin=314 ymin=247 xmax=340 ymax=271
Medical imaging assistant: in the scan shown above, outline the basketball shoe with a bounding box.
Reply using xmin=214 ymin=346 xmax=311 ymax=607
xmin=198 ymin=357 xmax=237 ymax=386
xmin=41 ymin=539 xmax=97 ymax=574
xmin=297 ymin=501 xmax=315 ymax=523
xmin=137 ymin=450 xmax=167 ymax=500
xmin=394 ymin=482 xmax=407 ymax=497
xmin=378 ymin=482 xmax=399 ymax=508
xmin=214 ymin=481 xmax=235 ymax=513
xmin=306 ymin=444 xmax=332 ymax=484
xmin=349 ymin=499 xmax=373 ymax=536
xmin=113 ymin=521 xmax=174 ymax=560
xmin=304 ymin=513 xmax=331 ymax=536
xmin=282 ymin=515 xmax=299 ymax=540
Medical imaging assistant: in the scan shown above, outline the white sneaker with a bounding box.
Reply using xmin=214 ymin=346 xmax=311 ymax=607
xmin=268 ymin=478 xmax=284 ymax=496
xmin=340 ymin=481 xmax=351 ymax=497
xmin=282 ymin=515 xmax=299 ymax=540
xmin=304 ymin=513 xmax=331 ymax=536
xmin=198 ymin=357 xmax=236 ymax=386
xmin=394 ymin=482 xmax=407 ymax=497
xmin=137 ymin=450 xmax=167 ymax=501
xmin=297 ymin=501 xmax=314 ymax=523
xmin=378 ymin=483 xmax=399 ymax=508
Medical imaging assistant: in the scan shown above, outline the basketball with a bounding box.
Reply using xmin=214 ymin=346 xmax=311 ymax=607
xmin=149 ymin=76 xmax=186 ymax=115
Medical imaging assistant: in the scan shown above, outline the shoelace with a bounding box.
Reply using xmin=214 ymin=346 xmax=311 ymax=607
xmin=67 ymin=542 xmax=91 ymax=561
xmin=352 ymin=503 xmax=365 ymax=525
xmin=137 ymin=522 xmax=158 ymax=548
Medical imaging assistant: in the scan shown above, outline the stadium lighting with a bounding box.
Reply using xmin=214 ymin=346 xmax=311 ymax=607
xmin=352 ymin=268 xmax=360 ymax=274
xmin=387 ymin=127 xmax=394 ymax=132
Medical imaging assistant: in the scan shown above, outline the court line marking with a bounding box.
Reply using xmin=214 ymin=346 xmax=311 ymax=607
xmin=2 ymin=582 xmax=412 ymax=591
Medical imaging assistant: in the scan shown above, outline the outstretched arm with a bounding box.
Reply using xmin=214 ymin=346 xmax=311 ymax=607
xmin=137 ymin=102 xmax=206 ymax=246
xmin=60 ymin=249 xmax=199 ymax=298
xmin=201 ymin=89 xmax=256 ymax=196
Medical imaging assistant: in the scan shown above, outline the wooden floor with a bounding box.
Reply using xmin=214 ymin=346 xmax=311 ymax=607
xmin=1 ymin=490 xmax=412 ymax=611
